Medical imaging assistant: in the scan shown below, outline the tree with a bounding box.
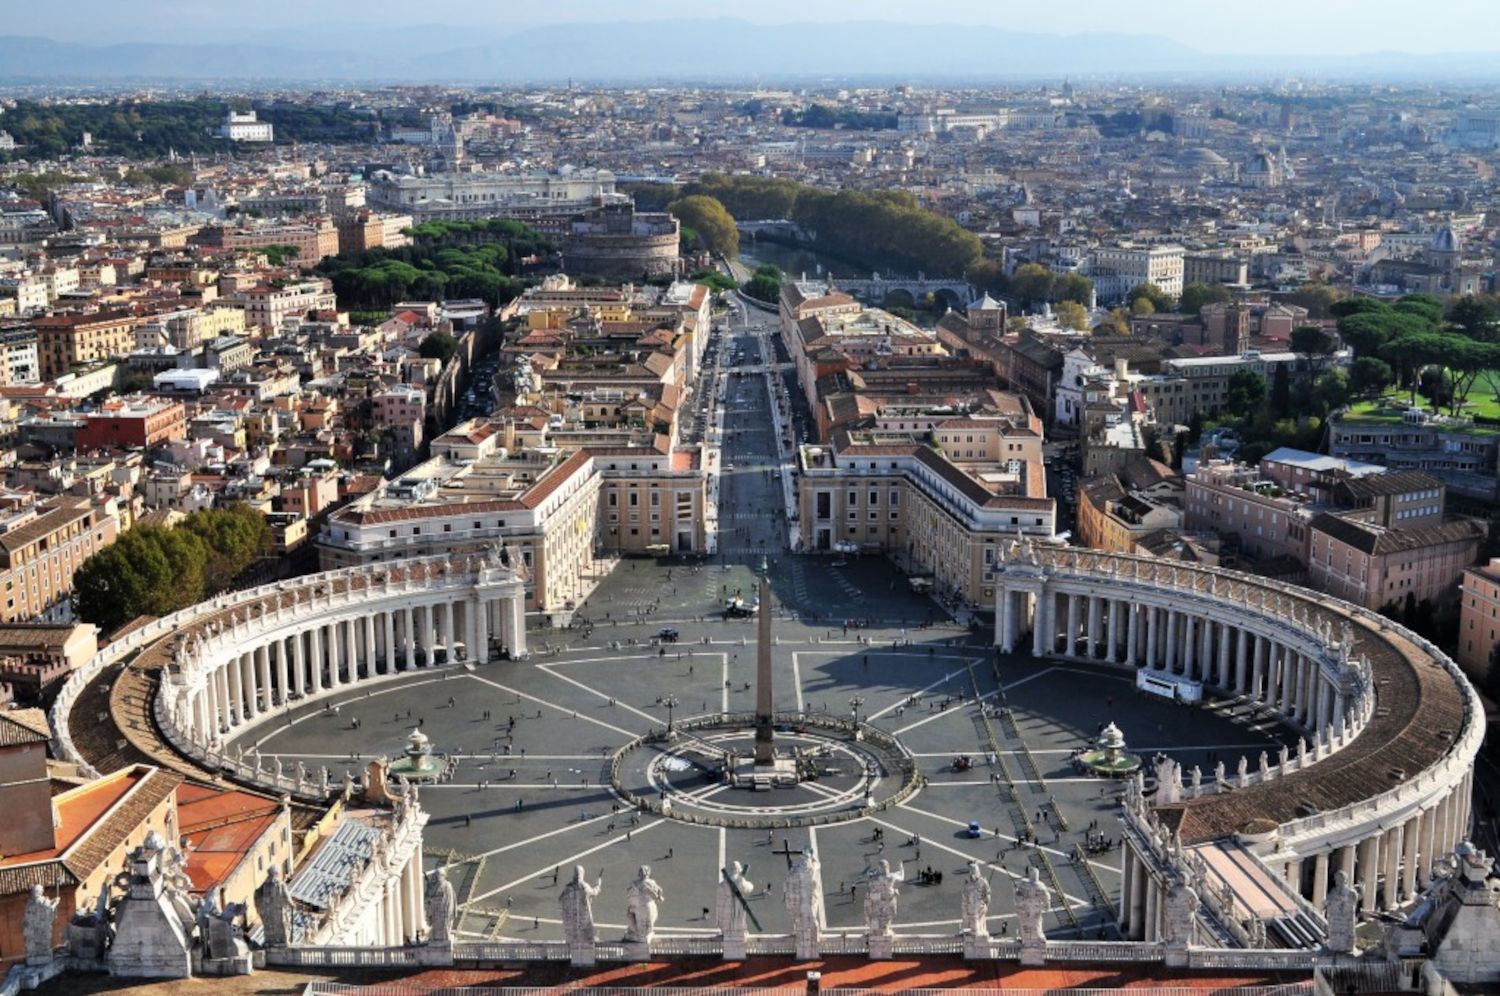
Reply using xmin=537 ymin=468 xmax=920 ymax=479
xmin=1129 ymin=296 xmax=1156 ymax=317
xmin=1447 ymin=295 xmax=1500 ymax=341
xmin=1179 ymin=282 xmax=1231 ymax=317
xmin=1051 ymin=273 xmax=1094 ymax=306
xmin=1285 ymin=282 xmax=1343 ymax=319
xmin=1055 ymin=300 xmax=1089 ymax=330
xmin=419 ymin=330 xmax=459 ymax=365
xmin=1290 ymin=324 xmax=1337 ymax=373
xmin=1094 ymin=308 xmax=1131 ymax=336
xmin=1270 ymin=363 xmax=1292 ymax=417
xmin=1225 ymin=369 xmax=1268 ymax=420
xmin=1349 ymin=356 xmax=1394 ymax=398
xmin=1394 ymin=294 xmax=1446 ymax=325
xmin=1381 ymin=332 xmax=1447 ymax=404
xmin=1314 ymin=369 xmax=1351 ymax=414
xmin=667 ymin=195 xmax=739 ymax=258
xmin=742 ymin=264 xmax=783 ymax=303
xmin=966 ymin=259 xmax=1008 ymax=296
xmin=1126 ymin=282 xmax=1173 ymax=314
xmin=1010 ymin=264 xmax=1054 ymax=308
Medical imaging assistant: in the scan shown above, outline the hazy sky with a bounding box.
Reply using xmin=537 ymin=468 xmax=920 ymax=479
xmin=16 ymin=0 xmax=1500 ymax=56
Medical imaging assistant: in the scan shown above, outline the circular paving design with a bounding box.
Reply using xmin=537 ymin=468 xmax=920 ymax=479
xmin=611 ymin=714 xmax=919 ymax=827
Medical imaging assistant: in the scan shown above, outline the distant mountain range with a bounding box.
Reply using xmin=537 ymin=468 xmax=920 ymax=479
xmin=3 ymin=20 xmax=1500 ymax=84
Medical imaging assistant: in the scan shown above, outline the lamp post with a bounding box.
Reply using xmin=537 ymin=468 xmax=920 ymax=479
xmin=848 ymin=694 xmax=865 ymax=727
xmin=663 ymin=693 xmax=679 ymax=733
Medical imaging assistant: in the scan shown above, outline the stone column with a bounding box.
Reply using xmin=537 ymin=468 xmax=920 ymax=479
xmin=1296 ymin=655 xmax=1310 ymax=725
xmin=313 ymin=625 xmax=327 ymax=693
xmin=474 ymin=597 xmax=490 ymax=663
xmin=364 ymin=613 xmax=377 ymax=678
xmin=1146 ymin=607 xmax=1158 ymax=670
xmin=404 ymin=607 xmax=417 ymax=667
xmin=1144 ymin=877 xmax=1160 ymax=942
xmin=226 ymin=653 xmax=243 ymax=725
xmin=1032 ymin=588 xmax=1044 ymax=657
xmin=1235 ymin=628 xmax=1249 ymax=693
xmin=383 ymin=611 xmax=396 ymax=673
xmin=1311 ymin=851 xmax=1330 ymax=909
xmin=1126 ymin=602 xmax=1139 ymax=666
xmin=215 ymin=667 xmax=231 ymax=732
xmin=1401 ymin=815 xmax=1421 ymax=900
xmin=1107 ymin=600 xmax=1121 ymax=663
xmin=1383 ymin=826 xmax=1402 ymax=910
xmin=1338 ymin=845 xmax=1356 ymax=897
xmin=1356 ymin=835 xmax=1378 ymax=914
xmin=507 ymin=595 xmax=527 ymax=658
xmin=1183 ymin=614 xmax=1196 ymax=678
xmin=1119 ymin=850 xmax=1134 ymax=934
xmin=1086 ymin=596 xmax=1100 ymax=659
xmin=1418 ymin=807 xmax=1439 ymax=888
xmin=997 ymin=588 xmax=1011 ymax=651
xmin=1252 ymin=637 xmax=1267 ymax=702
xmin=1065 ymin=594 xmax=1080 ymax=658
xmin=443 ymin=601 xmax=457 ymax=664
xmin=256 ymin=646 xmax=272 ymax=714
xmin=293 ymin=633 xmax=307 ymax=698
xmin=1165 ymin=610 xmax=1178 ymax=673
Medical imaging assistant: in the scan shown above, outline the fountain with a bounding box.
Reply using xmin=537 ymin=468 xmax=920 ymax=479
xmin=1077 ymin=721 xmax=1142 ymax=778
xmin=386 ymin=727 xmax=444 ymax=781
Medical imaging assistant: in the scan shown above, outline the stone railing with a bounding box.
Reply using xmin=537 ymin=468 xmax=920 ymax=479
xmin=266 ymin=945 xmax=427 ymax=968
xmin=1043 ymin=939 xmax=1164 ymax=961
xmin=454 ymin=939 xmax=570 ymax=961
xmin=1188 ymin=947 xmax=1320 ymax=970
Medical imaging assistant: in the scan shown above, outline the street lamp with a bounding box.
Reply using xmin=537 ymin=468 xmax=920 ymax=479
xmin=848 ymin=695 xmax=865 ymax=726
xmin=663 ymin=693 xmax=680 ymax=733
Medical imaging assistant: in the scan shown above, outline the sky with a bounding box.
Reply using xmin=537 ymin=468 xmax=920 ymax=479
xmin=13 ymin=0 xmax=1500 ymax=57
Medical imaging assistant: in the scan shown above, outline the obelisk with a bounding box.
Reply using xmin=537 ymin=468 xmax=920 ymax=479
xmin=754 ymin=575 xmax=775 ymax=765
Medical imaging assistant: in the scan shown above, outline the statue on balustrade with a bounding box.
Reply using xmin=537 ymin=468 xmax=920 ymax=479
xmin=864 ymin=859 xmax=905 ymax=938
xmin=1325 ymin=870 xmax=1359 ymax=954
xmin=960 ymin=861 xmax=990 ymax=939
xmin=254 ymin=867 xmax=293 ymax=948
xmin=23 ymin=884 xmax=59 ymax=966
xmin=715 ymin=860 xmax=755 ymax=940
xmin=624 ymin=865 xmax=664 ymax=943
xmin=1163 ymin=882 xmax=1198 ymax=947
xmin=1015 ymin=866 xmax=1049 ymax=947
xmin=425 ymin=866 xmax=456 ymax=945
xmin=783 ymin=847 xmax=825 ymax=955
xmin=560 ymin=865 xmax=602 ymax=947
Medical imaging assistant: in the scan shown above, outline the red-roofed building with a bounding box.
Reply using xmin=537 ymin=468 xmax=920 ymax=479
xmin=176 ymin=782 xmax=292 ymax=912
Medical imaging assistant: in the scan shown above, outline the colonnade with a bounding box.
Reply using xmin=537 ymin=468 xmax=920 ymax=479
xmin=993 ymin=548 xmax=1482 ymax=947
xmin=997 ymin=585 xmax=1351 ymax=736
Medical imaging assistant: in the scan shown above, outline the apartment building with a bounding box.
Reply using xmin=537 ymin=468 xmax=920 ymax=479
xmin=1329 ymin=408 xmax=1500 ymax=501
xmin=75 ymin=398 xmax=188 ymax=452
xmin=31 ymin=310 xmax=140 ymax=380
xmin=216 ymin=278 xmax=338 ymax=331
xmin=1088 ymin=244 xmax=1186 ymax=301
xmin=1457 ymin=559 xmax=1500 ymax=678
xmin=0 ymin=496 xmax=120 ymax=622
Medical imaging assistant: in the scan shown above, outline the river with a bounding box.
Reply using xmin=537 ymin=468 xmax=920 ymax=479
xmin=738 ymin=238 xmax=873 ymax=283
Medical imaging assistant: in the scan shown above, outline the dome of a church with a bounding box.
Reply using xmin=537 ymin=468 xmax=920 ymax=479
xmin=1431 ymin=225 xmax=1461 ymax=253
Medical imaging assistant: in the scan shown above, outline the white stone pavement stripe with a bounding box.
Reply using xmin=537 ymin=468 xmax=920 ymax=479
xmin=790 ymin=652 xmax=806 ymax=712
xmin=891 ymin=689 xmax=999 ymax=736
xmin=867 ymin=811 xmax=1096 ymax=908
xmin=536 ymin=661 xmax=662 ymax=727
xmin=447 ymin=811 xmax=617 ymax=866
xmin=466 ymin=674 xmax=642 ymax=738
xmin=866 ymin=665 xmax=975 ymax=723
xmin=468 ymin=817 xmax=671 ymax=906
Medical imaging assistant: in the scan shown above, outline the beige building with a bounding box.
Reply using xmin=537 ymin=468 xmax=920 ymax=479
xmin=796 ymin=426 xmax=1054 ymax=608
xmin=1457 ymin=559 xmax=1500 ymax=678
xmin=216 ymin=277 xmax=338 ymax=331
xmin=1307 ymin=512 xmax=1483 ymax=611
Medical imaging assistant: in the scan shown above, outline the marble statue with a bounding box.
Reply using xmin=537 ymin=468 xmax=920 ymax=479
xmin=1258 ymin=751 xmax=1270 ymax=778
xmin=1297 ymin=737 xmax=1308 ymax=765
xmin=559 ymin=865 xmax=602 ymax=949
xmin=254 ymin=866 xmax=293 ymax=948
xmin=1163 ymin=882 xmax=1198 ymax=946
xmin=1015 ymin=866 xmax=1049 ymax=947
xmin=1213 ymin=760 xmax=1226 ymax=789
xmin=425 ymin=867 xmax=456 ymax=945
xmin=1236 ymin=755 xmax=1249 ymax=786
xmin=343 ymin=769 xmax=354 ymax=795
xmin=960 ymin=861 xmax=991 ymax=938
xmin=1248 ymin=917 xmax=1267 ymax=948
xmin=624 ymin=865 xmax=664 ymax=943
xmin=274 ymin=756 xmax=284 ymax=779
xmin=864 ymin=859 xmax=905 ymax=938
xmin=783 ymin=848 xmax=825 ymax=958
xmin=318 ymin=766 xmax=330 ymax=795
xmin=715 ymin=861 xmax=755 ymax=939
xmin=295 ymin=760 xmax=307 ymax=786
xmin=1325 ymin=870 xmax=1359 ymax=954
xmin=1278 ymin=745 xmax=1289 ymax=768
xmin=23 ymin=884 xmax=59 ymax=966
xmin=1190 ymin=766 xmax=1202 ymax=794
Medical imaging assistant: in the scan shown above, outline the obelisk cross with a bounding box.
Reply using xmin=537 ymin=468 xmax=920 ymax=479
xmin=754 ymin=574 xmax=775 ymax=765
